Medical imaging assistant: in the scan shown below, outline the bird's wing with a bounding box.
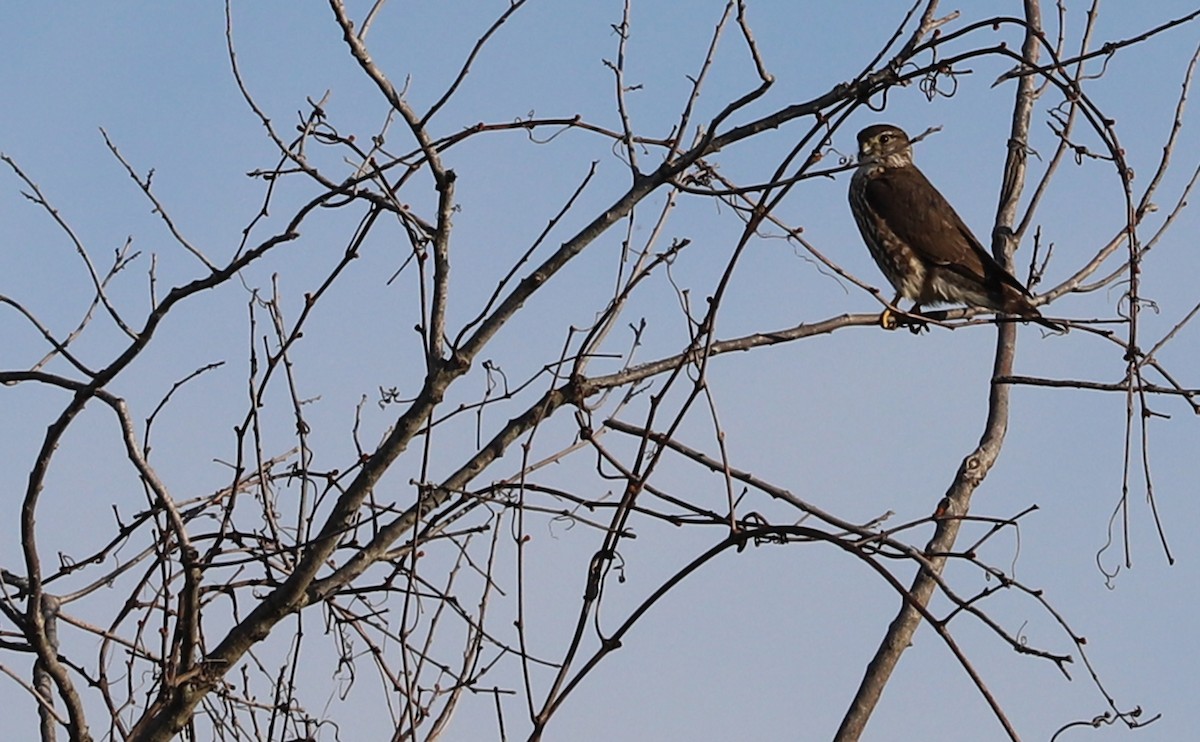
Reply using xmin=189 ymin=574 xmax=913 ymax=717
xmin=863 ymin=166 xmax=1031 ymax=296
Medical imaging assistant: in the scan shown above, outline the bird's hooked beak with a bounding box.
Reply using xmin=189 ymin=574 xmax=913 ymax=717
xmin=855 ymin=140 xmax=879 ymax=165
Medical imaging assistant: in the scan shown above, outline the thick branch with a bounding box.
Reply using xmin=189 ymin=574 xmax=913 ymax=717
xmin=834 ymin=2 xmax=1043 ymax=739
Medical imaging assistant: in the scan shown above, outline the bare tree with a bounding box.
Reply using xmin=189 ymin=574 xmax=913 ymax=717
xmin=3 ymin=1 xmax=1199 ymax=740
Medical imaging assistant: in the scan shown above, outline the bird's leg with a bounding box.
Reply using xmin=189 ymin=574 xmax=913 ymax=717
xmin=880 ymin=293 xmax=903 ymax=330
xmin=901 ymin=304 xmax=930 ymax=335
xmin=880 ymin=296 xmax=930 ymax=334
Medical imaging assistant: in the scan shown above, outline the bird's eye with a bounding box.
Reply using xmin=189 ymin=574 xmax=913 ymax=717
xmin=879 ymin=134 xmax=892 ymax=144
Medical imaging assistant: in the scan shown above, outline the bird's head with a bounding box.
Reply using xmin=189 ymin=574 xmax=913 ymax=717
xmin=855 ymin=124 xmax=914 ymax=168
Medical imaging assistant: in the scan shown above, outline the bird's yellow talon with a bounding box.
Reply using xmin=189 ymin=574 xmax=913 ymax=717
xmin=880 ymin=307 xmax=899 ymax=330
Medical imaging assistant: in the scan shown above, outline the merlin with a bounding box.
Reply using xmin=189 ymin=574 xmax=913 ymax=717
xmin=848 ymin=124 xmax=1061 ymax=331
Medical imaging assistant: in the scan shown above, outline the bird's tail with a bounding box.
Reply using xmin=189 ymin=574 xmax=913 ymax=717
xmin=1001 ymin=290 xmax=1065 ymax=332
xmin=1027 ymin=312 xmax=1066 ymax=332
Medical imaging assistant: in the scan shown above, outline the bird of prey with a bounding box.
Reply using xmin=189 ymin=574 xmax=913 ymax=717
xmin=848 ymin=123 xmax=1061 ymax=331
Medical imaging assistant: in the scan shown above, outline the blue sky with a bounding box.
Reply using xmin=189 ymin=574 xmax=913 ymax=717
xmin=2 ymin=2 xmax=1199 ymax=740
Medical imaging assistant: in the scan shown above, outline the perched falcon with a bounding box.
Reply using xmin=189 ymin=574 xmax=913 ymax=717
xmin=848 ymin=124 xmax=1061 ymax=331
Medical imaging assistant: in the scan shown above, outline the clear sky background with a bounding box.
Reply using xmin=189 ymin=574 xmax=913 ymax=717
xmin=2 ymin=2 xmax=1199 ymax=741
